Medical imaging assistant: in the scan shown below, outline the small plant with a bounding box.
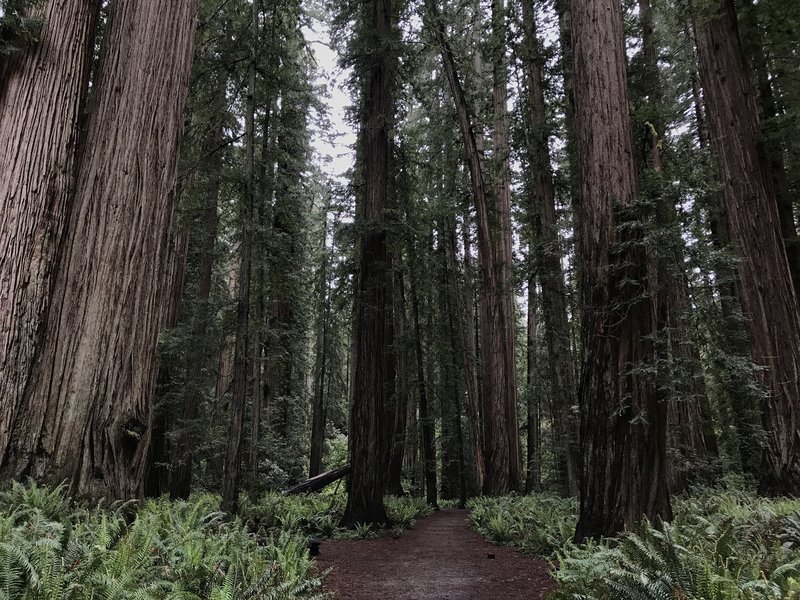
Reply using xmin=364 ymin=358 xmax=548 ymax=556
xmin=0 ymin=482 xmax=328 ymax=599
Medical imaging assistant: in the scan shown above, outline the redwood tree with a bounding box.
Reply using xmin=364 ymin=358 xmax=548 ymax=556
xmin=424 ymin=0 xmax=521 ymax=496
xmin=695 ymin=0 xmax=800 ymax=496
xmin=3 ymin=0 xmax=198 ymax=499
xmin=0 ymin=0 xmax=99 ymax=475
xmin=342 ymin=0 xmax=395 ymax=526
xmin=572 ymin=0 xmax=671 ymax=540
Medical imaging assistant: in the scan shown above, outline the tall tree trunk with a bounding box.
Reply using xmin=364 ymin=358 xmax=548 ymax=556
xmin=0 ymin=0 xmax=99 ymax=472
xmin=555 ymin=0 xmax=582 ymax=267
xmin=490 ymin=0 xmax=522 ymax=494
xmin=525 ymin=276 xmax=541 ymax=493
xmin=411 ymin=269 xmax=438 ymax=508
xmin=436 ymin=228 xmax=461 ymax=500
xmin=310 ymin=214 xmax=330 ymax=478
xmin=738 ymin=0 xmax=800 ymax=300
xmin=443 ymin=227 xmax=468 ymax=506
xmin=222 ymin=0 xmax=258 ymax=513
xmin=387 ymin=262 xmax=409 ymax=495
xmin=342 ymin=0 xmax=394 ymax=526
xmin=425 ymin=0 xmax=520 ymax=495
xmin=250 ymin=104 xmax=276 ymax=482
xmin=170 ymin=84 xmax=225 ymax=500
xmin=460 ymin=212 xmax=485 ymax=491
xmin=572 ymin=0 xmax=671 ymax=540
xmin=695 ymin=0 xmax=800 ymax=495
xmin=7 ymin=0 xmax=198 ymax=498
xmin=521 ymin=0 xmax=578 ymax=496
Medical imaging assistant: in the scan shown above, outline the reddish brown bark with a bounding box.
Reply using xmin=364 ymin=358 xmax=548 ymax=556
xmin=695 ymin=0 xmax=800 ymax=495
xmin=0 ymin=0 xmax=99 ymax=472
xmin=425 ymin=0 xmax=520 ymax=496
xmin=342 ymin=0 xmax=394 ymax=526
xmin=7 ymin=0 xmax=198 ymax=499
xmin=572 ymin=0 xmax=671 ymax=540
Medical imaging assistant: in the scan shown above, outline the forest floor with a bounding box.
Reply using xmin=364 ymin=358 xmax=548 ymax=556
xmin=316 ymin=508 xmax=554 ymax=599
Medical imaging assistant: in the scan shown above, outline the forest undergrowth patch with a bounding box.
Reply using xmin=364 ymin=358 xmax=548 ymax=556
xmin=0 ymin=480 xmax=432 ymax=599
xmin=469 ymin=486 xmax=800 ymax=599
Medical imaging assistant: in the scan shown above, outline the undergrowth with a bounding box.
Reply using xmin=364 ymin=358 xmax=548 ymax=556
xmin=240 ymin=491 xmax=432 ymax=540
xmin=469 ymin=487 xmax=800 ymax=599
xmin=0 ymin=480 xmax=432 ymax=599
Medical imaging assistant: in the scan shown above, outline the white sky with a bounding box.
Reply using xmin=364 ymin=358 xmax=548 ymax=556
xmin=303 ymin=19 xmax=356 ymax=183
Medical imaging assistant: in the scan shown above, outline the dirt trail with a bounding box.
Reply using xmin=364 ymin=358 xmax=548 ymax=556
xmin=316 ymin=508 xmax=554 ymax=599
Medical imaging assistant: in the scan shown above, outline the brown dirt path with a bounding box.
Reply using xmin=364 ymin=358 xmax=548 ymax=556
xmin=316 ymin=508 xmax=555 ymax=599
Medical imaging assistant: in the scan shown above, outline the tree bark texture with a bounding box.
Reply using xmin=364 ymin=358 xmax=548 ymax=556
xmin=490 ymin=0 xmax=522 ymax=495
xmin=695 ymin=0 xmax=800 ymax=495
xmin=0 ymin=0 xmax=99 ymax=472
xmin=572 ymin=0 xmax=671 ymax=540
xmin=342 ymin=0 xmax=394 ymax=526
xmin=738 ymin=0 xmax=800 ymax=301
xmin=4 ymin=0 xmax=198 ymax=499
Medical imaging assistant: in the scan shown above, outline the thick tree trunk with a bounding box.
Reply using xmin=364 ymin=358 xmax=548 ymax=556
xmin=222 ymin=1 xmax=258 ymax=513
xmin=490 ymin=0 xmax=522 ymax=495
xmin=521 ymin=0 xmax=579 ymax=496
xmin=0 ymin=0 xmax=99 ymax=473
xmin=738 ymin=0 xmax=800 ymax=300
xmin=7 ymin=0 xmax=198 ymax=499
xmin=572 ymin=0 xmax=671 ymax=540
xmin=342 ymin=0 xmax=394 ymax=526
xmin=695 ymin=0 xmax=800 ymax=496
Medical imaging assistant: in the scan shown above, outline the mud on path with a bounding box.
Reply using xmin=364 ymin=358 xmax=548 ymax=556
xmin=316 ymin=508 xmax=554 ymax=600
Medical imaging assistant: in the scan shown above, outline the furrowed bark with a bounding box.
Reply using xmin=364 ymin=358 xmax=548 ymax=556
xmin=13 ymin=0 xmax=198 ymax=499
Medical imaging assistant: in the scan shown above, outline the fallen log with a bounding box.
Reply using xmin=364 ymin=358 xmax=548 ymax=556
xmin=282 ymin=465 xmax=350 ymax=495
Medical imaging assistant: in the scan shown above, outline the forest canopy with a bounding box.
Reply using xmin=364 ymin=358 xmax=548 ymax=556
xmin=1 ymin=0 xmax=800 ymax=595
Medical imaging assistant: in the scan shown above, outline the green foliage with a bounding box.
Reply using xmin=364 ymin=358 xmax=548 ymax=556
xmin=468 ymin=494 xmax=578 ymax=556
xmin=385 ymin=496 xmax=433 ymax=529
xmin=0 ymin=482 xmax=327 ymax=599
xmin=468 ymin=488 xmax=800 ymax=600
xmin=240 ymin=490 xmax=433 ymax=541
xmin=0 ymin=0 xmax=43 ymax=57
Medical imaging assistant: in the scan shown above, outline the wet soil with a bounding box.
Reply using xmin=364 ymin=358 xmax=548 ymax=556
xmin=316 ymin=508 xmax=555 ymax=599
